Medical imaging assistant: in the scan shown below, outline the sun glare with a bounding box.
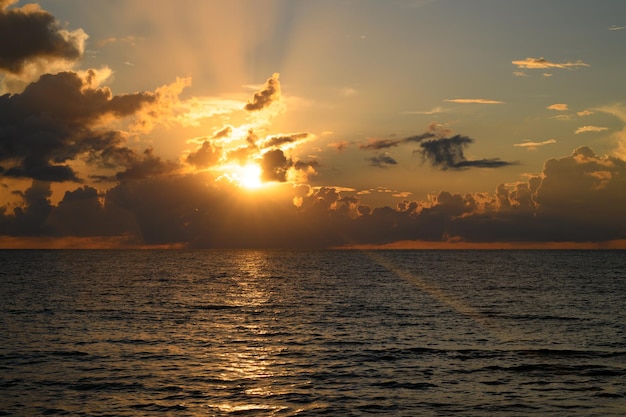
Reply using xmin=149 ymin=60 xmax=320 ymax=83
xmin=238 ymin=163 xmax=264 ymax=190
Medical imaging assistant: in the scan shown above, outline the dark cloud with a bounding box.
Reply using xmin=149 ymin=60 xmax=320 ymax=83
xmin=186 ymin=140 xmax=223 ymax=168
xmin=417 ymin=135 xmax=516 ymax=170
xmin=359 ymin=138 xmax=400 ymax=150
xmin=2 ymin=147 xmax=624 ymax=247
xmin=115 ymin=148 xmax=180 ymax=182
xmin=0 ymin=0 xmax=86 ymax=75
xmin=261 ymin=132 xmax=309 ymax=149
xmin=244 ymin=73 xmax=281 ymax=112
xmin=0 ymin=70 xmax=158 ymax=182
xmin=261 ymin=149 xmax=290 ymax=182
xmin=367 ymin=154 xmax=397 ymax=168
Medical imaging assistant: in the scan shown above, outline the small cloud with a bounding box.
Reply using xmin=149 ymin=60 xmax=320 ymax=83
xmin=609 ymin=25 xmax=625 ymax=31
xmin=575 ymin=126 xmax=609 ymax=134
xmin=513 ymin=71 xmax=529 ymax=77
xmin=577 ymin=109 xmax=594 ymax=117
xmin=367 ymin=154 xmax=397 ymax=168
xmin=360 ymin=138 xmax=401 ymax=150
xmin=244 ymin=73 xmax=281 ymax=112
xmin=554 ymin=114 xmax=572 ymax=121
xmin=512 ymin=57 xmax=590 ymax=69
xmin=392 ymin=191 xmax=413 ymax=198
xmin=513 ymin=139 xmax=557 ymax=150
xmin=543 ymin=73 xmax=553 ymax=77
xmin=402 ymin=106 xmax=445 ymax=115
xmin=328 ymin=141 xmax=349 ymax=151
xmin=547 ymin=103 xmax=568 ymax=111
xmin=444 ymin=98 xmax=504 ymax=104
xmin=340 ymin=87 xmax=358 ymax=97
xmin=96 ymin=36 xmax=139 ymax=48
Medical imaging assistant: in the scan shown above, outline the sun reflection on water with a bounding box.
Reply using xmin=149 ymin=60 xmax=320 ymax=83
xmin=207 ymin=251 xmax=288 ymax=414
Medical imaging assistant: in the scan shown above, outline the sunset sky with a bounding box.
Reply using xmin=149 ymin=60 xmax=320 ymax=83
xmin=1 ymin=0 xmax=626 ymax=248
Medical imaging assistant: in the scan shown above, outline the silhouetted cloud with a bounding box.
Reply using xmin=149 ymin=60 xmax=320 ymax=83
xmin=359 ymin=138 xmax=401 ymax=150
xmin=244 ymin=73 xmax=281 ymax=111
xmin=367 ymin=154 xmax=397 ymax=168
xmin=261 ymin=132 xmax=310 ymax=149
xmin=186 ymin=140 xmax=223 ymax=168
xmin=0 ymin=70 xmax=159 ymax=182
xmin=0 ymin=0 xmax=86 ymax=76
xmin=417 ymin=135 xmax=516 ymax=170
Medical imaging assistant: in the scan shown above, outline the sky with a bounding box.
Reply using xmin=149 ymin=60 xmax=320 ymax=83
xmin=1 ymin=0 xmax=626 ymax=249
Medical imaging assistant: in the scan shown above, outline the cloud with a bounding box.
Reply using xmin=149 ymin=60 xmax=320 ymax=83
xmin=609 ymin=25 xmax=625 ymax=31
xmin=512 ymin=57 xmax=590 ymax=69
xmin=513 ymin=71 xmax=528 ymax=77
xmin=367 ymin=154 xmax=398 ymax=168
xmin=547 ymin=103 xmax=568 ymax=111
xmin=513 ymin=139 xmax=557 ymax=150
xmin=259 ymin=148 xmax=318 ymax=183
xmin=417 ymin=135 xmax=516 ymax=170
xmin=261 ymin=132 xmax=310 ymax=149
xmin=2 ymin=147 xmax=625 ymax=248
xmin=95 ymin=35 xmax=138 ymax=48
xmin=444 ymin=98 xmax=504 ymax=104
xmin=402 ymin=106 xmax=445 ymax=115
xmin=327 ymin=141 xmax=349 ymax=151
xmin=0 ymin=0 xmax=86 ymax=74
xmin=359 ymin=138 xmax=401 ymax=150
xmin=244 ymin=73 xmax=281 ymax=112
xmin=575 ymin=125 xmax=609 ymax=134
xmin=186 ymin=140 xmax=223 ymax=168
xmin=0 ymin=70 xmax=162 ymax=182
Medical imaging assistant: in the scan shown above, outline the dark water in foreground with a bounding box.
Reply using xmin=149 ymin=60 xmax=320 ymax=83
xmin=0 ymin=250 xmax=625 ymax=416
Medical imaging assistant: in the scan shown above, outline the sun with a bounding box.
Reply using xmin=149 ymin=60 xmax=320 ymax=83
xmin=237 ymin=163 xmax=264 ymax=190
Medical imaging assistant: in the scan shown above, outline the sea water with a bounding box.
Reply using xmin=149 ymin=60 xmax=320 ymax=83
xmin=0 ymin=250 xmax=625 ymax=416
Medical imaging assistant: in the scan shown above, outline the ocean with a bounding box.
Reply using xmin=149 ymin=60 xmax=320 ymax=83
xmin=0 ymin=250 xmax=624 ymax=416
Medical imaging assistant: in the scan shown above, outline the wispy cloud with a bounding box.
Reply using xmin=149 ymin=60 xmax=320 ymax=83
xmin=444 ymin=98 xmax=504 ymax=104
xmin=575 ymin=125 xmax=609 ymax=134
xmin=609 ymin=25 xmax=625 ymax=31
xmin=513 ymin=139 xmax=557 ymax=150
xmin=512 ymin=57 xmax=589 ymax=69
xmin=547 ymin=103 xmax=568 ymax=111
xmin=402 ymin=106 xmax=446 ymax=115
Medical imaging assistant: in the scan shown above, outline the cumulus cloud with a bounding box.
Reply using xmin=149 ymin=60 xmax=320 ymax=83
xmin=0 ymin=70 xmax=162 ymax=182
xmin=0 ymin=0 xmax=87 ymax=91
xmin=2 ymin=147 xmax=625 ymax=248
xmin=513 ymin=139 xmax=557 ymax=150
xmin=575 ymin=125 xmax=609 ymax=134
xmin=512 ymin=57 xmax=590 ymax=69
xmin=244 ymin=73 xmax=281 ymax=112
xmin=444 ymin=98 xmax=504 ymax=104
xmin=186 ymin=140 xmax=223 ymax=168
